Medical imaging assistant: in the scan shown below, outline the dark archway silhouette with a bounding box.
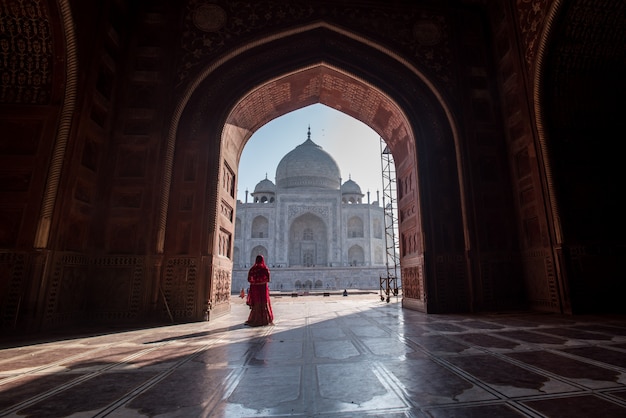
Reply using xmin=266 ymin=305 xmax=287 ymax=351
xmin=167 ymin=23 xmax=471 ymax=316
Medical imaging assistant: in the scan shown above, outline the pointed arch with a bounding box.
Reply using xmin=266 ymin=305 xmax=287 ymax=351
xmin=169 ymin=21 xmax=470 ymax=313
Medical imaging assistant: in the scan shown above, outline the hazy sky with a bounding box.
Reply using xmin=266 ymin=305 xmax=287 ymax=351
xmin=237 ymin=103 xmax=387 ymax=203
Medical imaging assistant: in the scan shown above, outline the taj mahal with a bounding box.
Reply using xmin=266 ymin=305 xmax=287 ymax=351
xmin=232 ymin=128 xmax=397 ymax=293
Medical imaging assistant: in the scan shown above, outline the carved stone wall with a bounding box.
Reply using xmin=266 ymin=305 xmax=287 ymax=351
xmin=0 ymin=252 xmax=26 ymax=328
xmin=88 ymin=257 xmax=145 ymax=321
xmin=43 ymin=254 xmax=90 ymax=327
xmin=179 ymin=0 xmax=455 ymax=92
xmin=540 ymin=0 xmax=626 ymax=313
xmin=40 ymin=254 xmax=147 ymax=327
xmin=0 ymin=0 xmax=54 ymax=105
xmin=162 ymin=257 xmax=198 ymax=319
xmin=486 ymin=1 xmax=563 ymax=312
xmin=1 ymin=0 xmax=624 ymax=332
xmin=0 ymin=0 xmax=62 ymax=253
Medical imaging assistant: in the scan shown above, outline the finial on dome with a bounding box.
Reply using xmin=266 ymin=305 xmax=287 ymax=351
xmin=307 ymin=125 xmax=311 ymax=140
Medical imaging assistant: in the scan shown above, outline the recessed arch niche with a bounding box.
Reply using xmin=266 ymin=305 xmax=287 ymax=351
xmin=288 ymin=212 xmax=328 ymax=267
xmin=167 ymin=23 xmax=468 ymax=316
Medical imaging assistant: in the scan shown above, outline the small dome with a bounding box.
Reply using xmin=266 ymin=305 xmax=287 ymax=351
xmin=275 ymin=127 xmax=341 ymax=190
xmin=253 ymin=177 xmax=275 ymax=193
xmin=341 ymin=178 xmax=362 ymax=195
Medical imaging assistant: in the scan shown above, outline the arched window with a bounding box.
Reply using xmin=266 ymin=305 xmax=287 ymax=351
xmin=348 ymin=245 xmax=365 ymax=266
xmin=347 ymin=216 xmax=364 ymax=238
xmin=251 ymin=216 xmax=269 ymax=238
xmin=288 ymin=213 xmax=327 ymax=267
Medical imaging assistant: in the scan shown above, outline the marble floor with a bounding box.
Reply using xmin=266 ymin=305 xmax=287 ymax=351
xmin=1 ymin=293 xmax=626 ymax=417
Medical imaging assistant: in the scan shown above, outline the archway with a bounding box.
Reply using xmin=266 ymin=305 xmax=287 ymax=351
xmin=288 ymin=213 xmax=328 ymax=267
xmin=168 ymin=23 xmax=467 ymax=317
xmin=348 ymin=245 xmax=365 ymax=266
xmin=250 ymin=216 xmax=269 ymax=239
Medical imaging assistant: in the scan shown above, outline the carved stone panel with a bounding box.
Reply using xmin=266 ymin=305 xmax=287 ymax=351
xmin=88 ymin=256 xmax=144 ymax=320
xmin=401 ymin=265 xmax=423 ymax=300
xmin=0 ymin=252 xmax=25 ymax=329
xmin=163 ymin=257 xmax=197 ymax=319
xmin=44 ymin=254 xmax=90 ymax=326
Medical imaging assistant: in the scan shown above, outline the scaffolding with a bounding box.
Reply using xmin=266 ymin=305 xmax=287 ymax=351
xmin=379 ymin=137 xmax=400 ymax=302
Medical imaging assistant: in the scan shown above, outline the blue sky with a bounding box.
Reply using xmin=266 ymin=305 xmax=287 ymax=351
xmin=237 ymin=103 xmax=386 ymax=203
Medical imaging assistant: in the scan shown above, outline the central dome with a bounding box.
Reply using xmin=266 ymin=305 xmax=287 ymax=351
xmin=275 ymin=128 xmax=341 ymax=190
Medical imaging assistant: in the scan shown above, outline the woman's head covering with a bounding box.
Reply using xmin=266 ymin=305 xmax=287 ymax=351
xmin=249 ymin=254 xmax=270 ymax=284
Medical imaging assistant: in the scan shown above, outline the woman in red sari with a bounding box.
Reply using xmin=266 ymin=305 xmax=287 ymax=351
xmin=245 ymin=255 xmax=274 ymax=326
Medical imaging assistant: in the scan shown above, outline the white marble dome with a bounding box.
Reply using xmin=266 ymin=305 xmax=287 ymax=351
xmin=253 ymin=177 xmax=275 ymax=193
xmin=341 ymin=178 xmax=362 ymax=195
xmin=275 ymin=128 xmax=341 ymax=190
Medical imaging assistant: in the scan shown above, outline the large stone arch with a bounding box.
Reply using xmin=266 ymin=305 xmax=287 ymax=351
xmin=347 ymin=216 xmax=364 ymax=238
xmin=168 ymin=22 xmax=467 ymax=315
xmin=348 ymin=245 xmax=365 ymax=266
xmin=288 ymin=213 xmax=328 ymax=267
xmin=250 ymin=216 xmax=269 ymax=239
xmin=533 ymin=0 xmax=626 ymax=313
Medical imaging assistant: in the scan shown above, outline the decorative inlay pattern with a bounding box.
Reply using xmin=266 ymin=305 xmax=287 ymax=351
xmin=0 ymin=0 xmax=53 ymax=104
xmin=179 ymin=1 xmax=453 ymax=89
xmin=0 ymin=252 xmax=25 ymax=328
xmin=516 ymin=0 xmax=550 ymax=75
xmin=413 ymin=20 xmax=442 ymax=46
xmin=193 ymin=3 xmax=227 ymax=32
xmin=44 ymin=254 xmax=89 ymax=325
xmin=90 ymin=256 xmax=144 ymax=319
xmin=213 ymin=267 xmax=230 ymax=304
xmin=288 ymin=204 xmax=329 ymax=220
xmin=163 ymin=257 xmax=197 ymax=319
xmin=42 ymin=255 xmax=145 ymax=325
xmin=401 ymin=265 xmax=422 ymax=299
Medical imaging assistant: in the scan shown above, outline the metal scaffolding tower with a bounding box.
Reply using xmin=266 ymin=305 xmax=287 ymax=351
xmin=379 ymin=137 xmax=400 ymax=302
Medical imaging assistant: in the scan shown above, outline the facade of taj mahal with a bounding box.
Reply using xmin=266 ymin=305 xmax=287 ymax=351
xmin=232 ymin=128 xmax=396 ymax=293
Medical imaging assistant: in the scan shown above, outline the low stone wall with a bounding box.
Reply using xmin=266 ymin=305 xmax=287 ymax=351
xmin=231 ymin=266 xmax=400 ymax=294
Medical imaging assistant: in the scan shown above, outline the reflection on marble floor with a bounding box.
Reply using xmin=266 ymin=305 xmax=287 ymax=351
xmin=1 ymin=294 xmax=626 ymax=417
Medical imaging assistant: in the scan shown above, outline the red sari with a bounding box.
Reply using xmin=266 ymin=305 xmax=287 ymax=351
xmin=245 ymin=255 xmax=274 ymax=326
